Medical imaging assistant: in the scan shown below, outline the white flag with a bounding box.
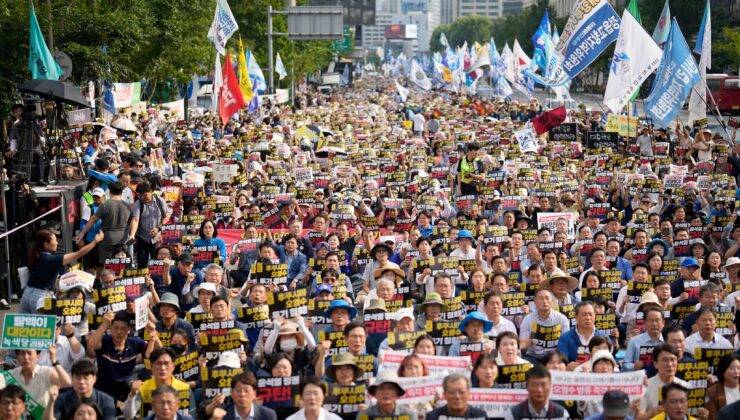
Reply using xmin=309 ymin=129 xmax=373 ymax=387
xmin=501 ymin=43 xmax=515 ymax=84
xmin=207 ymin=0 xmax=239 ymax=55
xmin=275 ymin=53 xmax=287 ymax=80
xmin=394 ymin=80 xmax=409 ymax=102
xmin=688 ymin=0 xmax=711 ymax=125
xmin=512 ymin=39 xmax=531 ymax=74
xmin=603 ymin=10 xmax=662 ymax=113
xmin=409 ymin=60 xmax=431 ymax=91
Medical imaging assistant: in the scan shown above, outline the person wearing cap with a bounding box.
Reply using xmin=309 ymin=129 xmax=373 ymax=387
xmin=378 ymin=307 xmax=417 ymax=353
xmin=123 ymin=347 xmax=195 ymax=419
xmin=450 ymin=230 xmax=477 ymax=280
xmin=519 ymin=289 xmax=571 ymax=364
xmin=86 ymin=311 xmax=161 ymax=402
xmin=154 ymin=293 xmax=196 ymax=351
xmin=448 ymin=311 xmax=494 ymax=357
xmin=325 ymin=352 xmax=364 ymax=388
xmin=415 ymin=292 xmax=446 ymax=332
xmin=264 ymin=317 xmax=316 ymax=376
xmin=669 ymin=257 xmax=704 ymax=310
xmin=322 ymin=299 xmax=357 ymax=335
xmin=543 ymin=268 xmax=580 ymax=307
xmin=357 ymin=370 xmax=415 ymax=419
xmin=188 ymin=281 xmax=217 ymax=313
xmin=457 ymin=143 xmax=483 ymax=196
xmin=623 ymin=306 xmax=665 ymax=371
xmin=79 ymin=187 xmax=106 ymax=268
xmin=556 ymin=302 xmax=613 ymax=369
xmin=129 ymin=181 xmax=170 ymax=269
xmin=584 ymin=389 xmax=635 ymax=420
xmin=722 ymin=257 xmax=740 ymax=309
xmin=74 ymin=181 xmax=131 ymax=265
xmin=163 ymin=252 xmax=203 ymax=306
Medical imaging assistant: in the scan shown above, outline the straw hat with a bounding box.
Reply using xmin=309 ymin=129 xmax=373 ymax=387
xmin=326 ymin=352 xmax=363 ymax=382
xmin=540 ymin=268 xmax=579 ymax=292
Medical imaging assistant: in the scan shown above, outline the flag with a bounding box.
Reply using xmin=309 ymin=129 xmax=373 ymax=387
xmin=440 ymin=32 xmax=449 ymax=48
xmin=652 ymin=0 xmax=671 ymax=45
xmin=275 ymin=53 xmax=287 ymax=80
xmin=102 ymin=81 xmax=116 ymax=123
xmin=688 ymin=0 xmax=711 ymax=125
xmin=218 ymin=55 xmax=246 ymax=125
xmin=522 ymin=29 xmax=570 ymax=88
xmin=495 ymin=76 xmax=513 ymax=98
xmin=626 ymin=0 xmax=641 ymax=24
xmin=532 ymin=106 xmax=567 ymax=135
xmin=29 ymin=2 xmax=62 ymax=80
xmin=246 ymin=48 xmax=267 ymax=94
xmin=555 ymin=0 xmax=621 ymax=79
xmin=211 ymin=52 xmax=222 ymax=114
xmin=341 ymin=65 xmax=349 ymax=85
xmin=468 ymin=43 xmax=491 ymax=72
xmin=512 ymin=39 xmax=531 ymax=70
xmin=395 ymin=80 xmax=409 ymax=102
xmin=552 ymin=26 xmax=560 ymax=45
xmin=409 ymin=59 xmax=432 ymax=90
xmin=237 ymin=38 xmax=254 ymax=103
xmin=645 ymin=19 xmax=701 ymax=128
xmin=207 ymin=0 xmax=238 ymax=55
xmin=532 ymin=11 xmax=551 ymax=70
xmin=501 ymin=43 xmax=515 ymax=84
xmin=187 ymin=74 xmax=199 ymax=108
xmin=603 ymin=10 xmax=662 ymax=114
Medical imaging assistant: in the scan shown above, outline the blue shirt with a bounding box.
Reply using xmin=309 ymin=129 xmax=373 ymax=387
xmin=192 ymin=237 xmax=228 ymax=269
xmin=624 ymin=332 xmax=663 ymax=371
xmin=556 ymin=328 xmax=610 ymax=363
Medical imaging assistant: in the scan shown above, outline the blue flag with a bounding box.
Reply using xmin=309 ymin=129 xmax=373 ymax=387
xmin=102 ymin=80 xmax=116 ymax=119
xmin=558 ymin=0 xmax=621 ymax=79
xmin=644 ymin=19 xmax=700 ymax=128
xmin=531 ymin=11 xmax=550 ymax=71
xmin=29 ymin=2 xmax=62 ymax=80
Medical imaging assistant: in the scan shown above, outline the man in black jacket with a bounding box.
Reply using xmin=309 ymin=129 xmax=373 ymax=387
xmin=425 ymin=373 xmax=487 ymax=420
xmin=503 ymin=365 xmax=568 ymax=420
xmin=202 ymin=372 xmax=277 ymax=420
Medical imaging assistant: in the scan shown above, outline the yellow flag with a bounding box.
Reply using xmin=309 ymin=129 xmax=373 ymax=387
xmin=442 ymin=66 xmax=452 ymax=83
xmin=237 ymin=37 xmax=253 ymax=103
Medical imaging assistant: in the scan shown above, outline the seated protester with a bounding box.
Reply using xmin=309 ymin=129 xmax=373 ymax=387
xmin=192 ymin=219 xmax=228 ymax=270
xmin=657 ymin=383 xmax=708 ymax=420
xmin=0 ymin=385 xmax=28 ymax=420
xmin=433 ymin=274 xmax=457 ymax=299
xmin=635 ymin=344 xmax=691 ymax=420
xmin=257 ymin=353 xmax=299 ymax=419
xmin=315 ymin=321 xmax=377 ymax=380
xmin=573 ymin=335 xmax=616 ymax=372
xmin=188 ymin=282 xmax=217 ymax=313
xmin=415 ymin=294 xmax=446 ymax=340
xmin=684 ymin=307 xmax=734 ymax=356
xmin=201 ymin=372 xmax=278 ymax=420
xmin=150 ymin=246 xmax=175 ymax=297
xmin=263 ymin=317 xmax=316 ymax=377
xmin=123 ymin=348 xmax=196 ymax=419
xmin=52 ymin=358 xmax=117 ymax=420
xmin=322 ymin=299 xmax=355 ymax=334
xmin=576 ymin=271 xmax=606 ymax=303
xmin=478 ymin=291 xmax=518 ymax=338
xmin=362 ymin=274 xmax=399 ymax=312
xmin=624 ymin=307 xmax=665 ymax=371
xmin=162 ymin=253 xmax=203 ymax=309
xmin=448 ymin=311 xmax=495 ymax=357
xmin=414 ymin=237 xmax=437 ymax=294
xmin=472 ymin=352 xmax=499 ymax=388
xmin=313 ymin=268 xmax=353 ymax=304
xmin=413 ymin=335 xmax=437 ymax=356
xmin=615 ymin=264 xmax=652 ymax=327
xmin=397 ymin=354 xmax=435 ymax=417
xmin=681 ymin=282 xmax=725 ymax=335
xmin=154 ymin=293 xmax=197 ymax=350
xmin=705 ymin=354 xmax=740 ymax=419
xmin=519 ymin=289 xmax=571 ymax=364
xmin=60 ymin=284 xmax=97 ymax=336
xmin=144 ymin=384 xmax=194 ymax=420
xmin=378 ymin=307 xmax=417 ymax=352
xmin=496 ymin=331 xmax=530 ymax=368
xmin=357 ymin=370 xmax=415 ymax=419
xmin=645 ymin=326 xmax=695 ymax=378
xmin=0 ymin=347 xmax=72 ymax=411
xmin=279 ymin=233 xmax=308 ymax=286
xmin=86 ymin=311 xmax=161 ymax=402
xmin=583 ymin=390 xmax=634 ymax=420
xmin=503 ymin=364 xmax=570 ymax=420
xmin=426 ymin=373 xmax=489 ymax=420
xmin=468 ymin=267 xmax=492 ymax=295
xmin=228 ymin=224 xmax=261 ymax=288
xmin=578 ymin=351 xmax=620 ymax=418
xmin=321 ymin=252 xmax=355 ymax=298
xmin=34 ymin=298 xmax=86 ymax=374
xmin=185 ymin=263 xmax=236 ymax=305
xmin=326 ymin=352 xmax=364 ymax=386
xmin=286 ymin=376 xmax=342 ymax=420
xmin=167 ymin=329 xmax=199 ymax=392
xmin=241 ymin=282 xmax=271 ymax=355
xmin=556 ymin=301 xmax=612 ymax=369
xmin=542 ymin=268 xmax=580 ymax=307
xmin=359 ymin=242 xmax=398 ymax=307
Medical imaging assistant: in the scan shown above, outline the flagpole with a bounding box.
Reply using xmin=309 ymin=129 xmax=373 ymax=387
xmin=690 ymin=84 xmax=732 ymax=139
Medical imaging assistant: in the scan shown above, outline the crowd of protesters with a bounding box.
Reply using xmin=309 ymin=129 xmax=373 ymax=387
xmin=2 ymin=76 xmax=740 ymax=420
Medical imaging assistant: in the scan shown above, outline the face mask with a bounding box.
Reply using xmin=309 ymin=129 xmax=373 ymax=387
xmin=281 ymin=337 xmax=298 ymax=352
xmin=170 ymin=344 xmax=186 ymax=355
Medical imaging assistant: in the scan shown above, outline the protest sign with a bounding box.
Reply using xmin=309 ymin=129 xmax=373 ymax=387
xmin=251 ymin=261 xmax=289 ymax=286
xmin=379 ymin=350 xmax=471 ymax=377
xmin=43 ymin=298 xmax=84 ymax=325
xmin=386 ymin=330 xmax=426 ymax=352
xmin=267 ymin=288 xmax=308 ymax=318
xmin=549 ymin=123 xmax=578 ymax=142
xmin=536 ymin=212 xmax=576 ymax=239
xmin=318 ymin=330 xmax=348 ymax=356
xmin=549 ymin=370 xmax=645 ymax=401
xmin=198 ymin=329 xmax=247 ymax=363
xmin=1 ymin=314 xmax=57 ymax=350
xmin=236 ymin=304 xmax=271 ymax=329
xmin=202 ymin=366 xmax=245 ymax=398
xmin=586 ymin=132 xmax=619 ymax=150
xmin=440 ymin=388 xmax=528 ymax=418
xmin=58 ymin=270 xmax=95 ymax=293
xmin=496 ymin=363 xmax=533 ymax=389
xmin=257 ymin=375 xmax=300 ymax=409
xmin=393 ymin=376 xmax=443 ymax=405
xmin=173 ymin=352 xmax=199 ymax=383
xmin=676 ymin=361 xmax=709 ymax=415
xmin=134 ymin=296 xmax=148 ymax=331
xmin=324 ymin=383 xmax=366 ymax=415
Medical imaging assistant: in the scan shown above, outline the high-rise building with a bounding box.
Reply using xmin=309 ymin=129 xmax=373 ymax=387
xmin=457 ymin=0 xmax=524 ymax=19
xmin=361 ymin=0 xmax=444 ymax=54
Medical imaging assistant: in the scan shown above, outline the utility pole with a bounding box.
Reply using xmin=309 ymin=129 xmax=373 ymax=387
xmin=268 ymin=5 xmax=274 ymax=95
xmin=44 ymin=0 xmax=54 ymax=52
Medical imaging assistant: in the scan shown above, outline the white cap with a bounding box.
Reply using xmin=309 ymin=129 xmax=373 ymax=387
xmin=91 ymin=188 xmax=106 ymax=197
xmin=215 ymin=351 xmax=241 ymax=369
xmin=192 ymin=281 xmax=218 ymax=298
xmin=724 ymin=257 xmax=740 ymax=268
xmin=379 ymin=236 xmax=396 ymax=245
xmin=394 ymin=307 xmax=415 ymax=322
xmin=36 ymin=297 xmax=47 ymax=311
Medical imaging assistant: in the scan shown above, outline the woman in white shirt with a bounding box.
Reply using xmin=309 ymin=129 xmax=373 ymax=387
xmin=286 ymin=376 xmax=342 ymax=420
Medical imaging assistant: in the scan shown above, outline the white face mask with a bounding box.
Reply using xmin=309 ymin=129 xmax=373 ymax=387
xmin=281 ymin=337 xmax=298 ymax=352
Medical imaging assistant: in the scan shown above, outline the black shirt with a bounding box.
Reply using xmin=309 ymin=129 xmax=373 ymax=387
xmin=28 ymin=252 xmax=64 ymax=290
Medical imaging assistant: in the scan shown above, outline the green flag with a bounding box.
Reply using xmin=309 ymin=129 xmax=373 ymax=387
xmin=29 ymin=2 xmax=62 ymax=80
xmin=626 ymin=0 xmax=642 ymax=102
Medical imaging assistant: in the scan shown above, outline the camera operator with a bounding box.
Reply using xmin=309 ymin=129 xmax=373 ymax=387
xmin=6 ymin=105 xmax=48 ymax=183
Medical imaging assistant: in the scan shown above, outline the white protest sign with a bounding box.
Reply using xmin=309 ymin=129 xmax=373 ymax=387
xmin=439 ymin=388 xmax=528 ymax=418
xmin=378 ymin=350 xmax=470 ymax=377
xmin=536 ymin=212 xmax=577 ymax=240
xmin=295 ymin=167 xmax=313 ymax=183
xmin=134 ymin=296 xmax=148 ymax=331
xmin=212 ymin=164 xmax=239 ymax=183
xmin=182 ymin=172 xmax=205 ymax=187
xmin=371 ymin=375 xmax=443 ymax=406
xmin=515 ymin=127 xmax=538 ymax=154
xmin=549 ymin=370 xmax=645 ymax=402
xmin=58 ymin=270 xmax=95 ymax=293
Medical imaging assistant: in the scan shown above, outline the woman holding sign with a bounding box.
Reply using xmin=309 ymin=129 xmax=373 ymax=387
xmin=23 ymin=229 xmax=104 ymax=314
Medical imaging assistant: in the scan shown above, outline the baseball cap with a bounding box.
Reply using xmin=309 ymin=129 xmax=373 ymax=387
xmin=316 ymin=284 xmax=333 ymax=295
xmin=91 ymin=188 xmax=105 ymax=197
xmin=680 ymin=257 xmax=700 ymax=268
xmin=603 ymin=390 xmax=630 ymax=417
xmin=179 ymin=252 xmax=194 ymax=264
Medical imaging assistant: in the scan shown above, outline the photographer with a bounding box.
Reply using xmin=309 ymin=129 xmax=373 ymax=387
xmin=7 ymin=104 xmax=47 ymax=182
